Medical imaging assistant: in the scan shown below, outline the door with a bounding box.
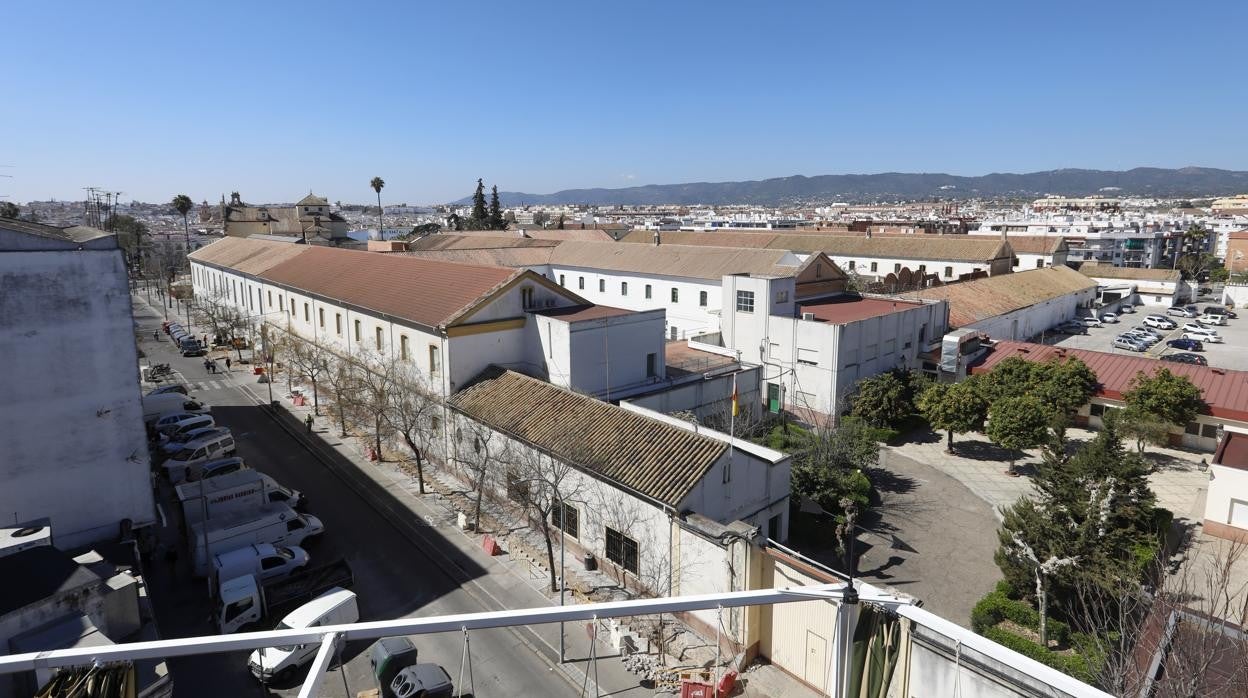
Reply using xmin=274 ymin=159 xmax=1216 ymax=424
xmin=804 ymin=630 xmax=827 ymax=686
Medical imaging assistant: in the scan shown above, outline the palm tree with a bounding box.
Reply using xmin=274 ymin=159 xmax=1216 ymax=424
xmin=370 ymin=177 xmax=385 ymax=239
xmin=171 ymin=194 xmax=193 ymax=255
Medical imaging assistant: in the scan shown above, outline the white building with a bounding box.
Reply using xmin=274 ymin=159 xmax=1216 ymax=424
xmin=188 ymin=237 xmax=667 ymax=400
xmin=709 ymin=275 xmax=948 ymax=418
xmin=0 ymin=220 xmax=156 ymax=548
xmin=1205 ymin=431 xmax=1248 ymax=544
xmin=1075 ymin=263 xmax=1191 ymax=308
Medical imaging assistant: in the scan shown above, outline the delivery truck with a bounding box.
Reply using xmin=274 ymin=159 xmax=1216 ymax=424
xmin=177 ymin=470 xmax=306 ymax=527
xmin=217 ymin=559 xmax=354 ymax=634
xmin=188 ymin=504 xmax=323 ymax=577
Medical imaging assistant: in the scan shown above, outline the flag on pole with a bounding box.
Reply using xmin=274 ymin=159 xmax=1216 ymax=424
xmin=731 ymin=374 xmax=740 ymax=417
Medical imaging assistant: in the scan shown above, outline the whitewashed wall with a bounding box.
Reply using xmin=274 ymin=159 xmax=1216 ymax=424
xmin=546 ymin=265 xmax=721 ymax=339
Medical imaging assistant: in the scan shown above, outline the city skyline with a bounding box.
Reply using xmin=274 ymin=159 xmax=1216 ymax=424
xmin=2 ymin=0 xmax=1246 ymax=204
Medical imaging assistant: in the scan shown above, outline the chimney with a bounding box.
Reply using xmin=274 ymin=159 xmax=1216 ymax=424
xmin=653 ymin=231 xmax=661 ymax=246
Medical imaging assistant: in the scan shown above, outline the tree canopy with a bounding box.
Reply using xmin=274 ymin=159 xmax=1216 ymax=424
xmin=849 ymin=369 xmax=927 ymax=429
xmin=1122 ymin=368 xmax=1203 ymax=428
xmin=917 ymin=378 xmax=989 ymax=451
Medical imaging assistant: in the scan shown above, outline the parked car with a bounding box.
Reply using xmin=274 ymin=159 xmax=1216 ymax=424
xmin=146 ymin=384 xmax=189 ymax=397
xmin=1118 ymin=304 xmax=1136 ymax=314
xmin=1101 ymin=313 xmax=1118 ymax=324
xmin=1113 ymin=337 xmax=1148 ymax=352
xmin=1199 ymin=313 xmax=1226 ymax=326
xmin=1144 ymin=315 xmax=1177 ymax=329
xmin=1168 ymin=306 xmax=1198 ymax=318
xmin=1182 ymin=330 xmax=1223 ymax=344
xmin=1162 ymin=353 xmax=1208 ymax=366
xmin=1124 ymin=331 xmax=1159 ymax=345
xmin=1081 ymin=316 xmax=1103 ymax=327
xmin=1055 ymin=321 xmax=1086 ymax=334
xmin=1166 ymin=338 xmax=1203 ymax=351
xmin=162 ymin=426 xmax=231 ymax=454
xmin=1182 ymin=323 xmax=1215 ymax=334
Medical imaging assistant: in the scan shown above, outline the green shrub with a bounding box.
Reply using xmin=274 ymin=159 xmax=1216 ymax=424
xmin=971 ymin=589 xmax=1069 ymax=644
xmin=980 ymin=627 xmax=1096 ymax=683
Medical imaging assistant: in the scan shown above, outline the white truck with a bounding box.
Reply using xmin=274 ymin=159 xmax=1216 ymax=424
xmin=141 ymin=394 xmax=207 ymax=424
xmin=187 ymin=504 xmax=323 ymax=577
xmin=177 ymin=470 xmax=306 ymax=528
xmin=217 ymin=559 xmax=354 ymax=634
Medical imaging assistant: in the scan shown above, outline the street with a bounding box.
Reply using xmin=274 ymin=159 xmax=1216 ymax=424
xmin=133 ymin=295 xmax=620 ymax=697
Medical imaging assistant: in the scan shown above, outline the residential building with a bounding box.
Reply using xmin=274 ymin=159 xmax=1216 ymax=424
xmin=1004 ymin=235 xmax=1069 ymax=270
xmin=1224 ymin=230 xmax=1248 ymax=274
xmin=1205 ymin=431 xmax=1248 ymax=544
xmin=0 ymin=219 xmax=155 ymax=548
xmin=969 ymin=341 xmax=1248 ymax=452
xmin=1212 ymin=194 xmax=1248 ymax=216
xmin=710 ymin=274 xmax=947 ymax=418
xmin=220 ymin=192 xmax=351 ymax=244
xmin=902 ymin=266 xmax=1097 ymax=341
xmin=972 ymin=214 xmax=1188 ymax=268
xmin=188 ymin=237 xmax=665 ymax=400
xmin=1075 ymin=263 xmax=1190 ymax=307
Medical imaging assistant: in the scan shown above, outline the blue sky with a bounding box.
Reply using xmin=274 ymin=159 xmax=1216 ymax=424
xmin=3 ymin=0 xmax=1245 ymax=205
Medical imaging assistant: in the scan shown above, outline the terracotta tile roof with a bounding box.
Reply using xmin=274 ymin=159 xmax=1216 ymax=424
xmin=523 ymin=229 xmax=620 ymax=242
xmin=903 ymin=266 xmax=1095 ymax=327
xmin=1001 ymin=235 xmax=1068 ymax=255
xmin=969 ymin=341 xmax=1248 ymax=422
xmin=404 ymin=247 xmax=556 ymax=267
xmin=407 ymin=234 xmax=558 ymax=251
xmin=188 ymin=236 xmax=315 ymax=275
xmin=797 ymin=296 xmax=927 ymax=324
xmin=448 ymin=368 xmax=726 ymax=506
xmin=620 ymin=230 xmax=1014 ymax=262
xmin=192 ymin=237 xmax=527 ymax=329
xmin=534 ymin=304 xmax=637 ymax=322
xmin=260 ymin=245 xmax=522 ymax=328
xmin=1076 ymin=263 xmax=1181 ymax=283
xmin=549 ymin=240 xmax=801 ymax=280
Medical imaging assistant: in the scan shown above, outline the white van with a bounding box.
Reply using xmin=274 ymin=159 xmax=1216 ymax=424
xmin=248 ymin=588 xmax=359 ymax=684
xmin=142 ymin=394 xmax=207 ymax=424
xmin=189 ymin=504 xmax=324 ymax=576
xmin=159 ymin=414 xmax=216 ymax=440
xmin=164 ymin=432 xmax=238 ymax=483
xmin=213 ymin=543 xmax=310 ymax=590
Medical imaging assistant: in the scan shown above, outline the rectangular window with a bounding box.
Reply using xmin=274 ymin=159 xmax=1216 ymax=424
xmin=318 ymin=308 xmax=324 ymax=328
xmin=278 ymin=296 xmax=284 ymax=311
xmin=267 ymin=291 xmax=272 ymax=307
xmin=671 ymin=288 xmax=679 ymax=303
xmin=894 ymin=263 xmax=901 ymax=272
xmin=621 ymin=282 xmax=628 ymax=296
xmin=335 ymin=313 xmax=342 ymax=335
xmin=670 ymin=326 xmax=678 ymax=340
xmin=429 ymin=345 xmax=441 ymax=374
xmin=1090 ymin=404 xmax=1105 ymax=417
xmin=578 ymin=277 xmax=585 ymax=290
xmin=646 ymin=353 xmax=656 ymax=377
xmin=870 ymin=262 xmax=878 ymax=273
xmin=375 ymin=327 xmax=384 ymax=351
xmin=559 ymin=274 xmax=565 ymax=286
xmin=400 ymin=335 xmax=409 ymax=360
xmin=303 ymin=303 xmax=309 ymax=322
xmin=736 ymin=290 xmax=755 ymax=313
xmin=599 ymin=279 xmax=605 ymax=292
xmin=848 ymin=260 xmax=855 ymax=270
xmin=551 ymin=501 xmax=579 ymax=539
xmin=645 ymin=284 xmax=652 ymax=299
xmin=1201 ymin=424 xmax=1218 ymax=439
xmin=354 ymin=319 xmax=361 ymax=342
xmin=1185 ymin=421 xmax=1201 ymax=436
xmin=776 ymin=290 xmax=789 ymax=303
xmin=1036 ymin=259 xmax=1045 ymax=268
xmin=768 ymin=514 xmax=782 ymax=540
xmin=944 ymin=266 xmax=953 ymax=277
xmin=699 ymin=291 xmax=708 ymax=307
xmin=605 ymin=527 xmax=639 ymax=574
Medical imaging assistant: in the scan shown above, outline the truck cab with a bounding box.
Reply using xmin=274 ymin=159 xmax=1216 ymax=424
xmin=217 ymin=559 xmax=354 ymax=634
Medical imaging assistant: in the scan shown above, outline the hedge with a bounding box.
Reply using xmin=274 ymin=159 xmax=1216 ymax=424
xmin=971 ymin=589 xmax=1070 ymax=645
xmin=980 ymin=627 xmax=1096 ymax=683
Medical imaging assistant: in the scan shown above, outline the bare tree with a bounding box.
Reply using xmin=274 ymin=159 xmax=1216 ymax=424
xmin=1005 ymin=531 xmax=1078 ymax=648
xmin=387 ymin=369 xmax=439 ymax=494
xmin=352 ymin=349 xmax=401 ymax=460
xmin=454 ymin=420 xmax=503 ymax=532
xmin=320 ymin=351 xmax=363 ymax=438
xmin=511 ymin=446 xmax=585 ymax=593
xmin=281 ymin=333 xmax=332 ymax=415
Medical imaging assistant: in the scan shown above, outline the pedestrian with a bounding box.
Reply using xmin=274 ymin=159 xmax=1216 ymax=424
xmin=153 ymin=330 xmax=159 ymax=340
xmin=203 ymin=358 xmax=211 ymax=373
xmin=210 ymin=360 xmax=218 ymax=374
xmin=305 ymin=413 xmax=314 ymax=433
xmin=202 ymin=334 xmax=209 ymax=348
xmin=224 ymin=357 xmax=231 ymax=372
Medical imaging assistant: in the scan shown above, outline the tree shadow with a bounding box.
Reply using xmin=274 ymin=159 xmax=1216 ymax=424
xmin=951 ymin=440 xmax=1023 ymax=463
xmin=899 ymin=425 xmax=942 ymax=445
xmin=1142 ymin=451 xmax=1200 ymax=473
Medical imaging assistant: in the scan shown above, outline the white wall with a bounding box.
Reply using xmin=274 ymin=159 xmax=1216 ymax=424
xmin=808 ymin=253 xmax=997 ymax=282
xmin=964 ymin=287 xmax=1097 ymax=341
xmin=1205 ymin=465 xmax=1248 ymax=531
xmin=546 ymin=265 xmax=720 ymax=339
xmin=534 ymin=309 xmax=668 ymax=397
xmin=0 ymin=245 xmax=155 ymax=548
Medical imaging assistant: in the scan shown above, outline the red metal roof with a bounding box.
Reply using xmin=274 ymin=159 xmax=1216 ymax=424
xmin=798 ymin=296 xmax=926 ymax=324
xmin=1213 ymin=432 xmax=1248 ymax=470
xmin=969 ymin=341 xmax=1248 ymax=423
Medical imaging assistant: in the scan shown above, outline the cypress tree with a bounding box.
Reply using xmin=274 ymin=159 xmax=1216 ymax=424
xmin=470 ymin=178 xmax=488 ymax=226
xmin=488 ymin=185 xmax=504 ymax=230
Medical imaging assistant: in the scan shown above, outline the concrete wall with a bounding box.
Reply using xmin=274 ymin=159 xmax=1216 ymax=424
xmin=546 ymin=265 xmax=721 ymax=339
xmin=1204 ymin=465 xmax=1248 ymax=543
xmin=806 ymin=253 xmax=1005 ymax=283
xmin=533 ymin=309 xmax=667 ymax=397
xmin=0 ymin=245 xmax=155 ymax=548
xmin=964 ymin=286 xmax=1097 ymax=341
xmin=624 ymin=366 xmax=762 ymax=424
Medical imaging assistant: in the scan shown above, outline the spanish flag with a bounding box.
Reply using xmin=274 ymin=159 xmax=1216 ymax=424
xmin=731 ymin=374 xmax=739 ymax=417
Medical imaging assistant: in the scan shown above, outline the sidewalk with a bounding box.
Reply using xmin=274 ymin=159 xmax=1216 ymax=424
xmin=886 ymin=426 xmax=1211 ymax=523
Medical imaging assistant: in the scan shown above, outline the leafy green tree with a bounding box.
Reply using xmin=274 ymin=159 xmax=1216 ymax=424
xmin=986 ymin=395 xmax=1050 ymax=475
xmin=370 ymin=176 xmax=385 ymax=236
xmin=850 ymin=371 xmax=908 ymax=428
xmin=488 ymin=185 xmax=505 ymax=230
xmin=469 ymin=178 xmax=488 ymax=227
xmin=978 ymin=356 xmax=1041 ymax=403
xmin=1122 ymin=368 xmax=1203 ymax=432
xmin=110 ymin=214 xmax=149 ymax=261
xmin=917 ymin=378 xmax=988 ymax=452
xmin=0 ymin=202 xmax=19 ymax=219
xmin=791 ymin=417 xmax=878 ymax=516
xmin=1209 ymin=267 xmax=1230 ymax=283
xmin=556 ymin=212 xmax=565 ymax=230
xmin=171 ymin=194 xmax=193 ymax=250
xmin=448 ymin=212 xmax=463 ymax=231
xmin=532 ymin=210 xmax=550 ymax=226
xmin=1031 ymin=357 xmax=1099 ymax=418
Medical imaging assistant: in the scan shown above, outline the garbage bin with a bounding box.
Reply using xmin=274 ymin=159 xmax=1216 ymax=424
xmin=390 ymin=664 xmax=454 ymax=698
xmin=583 ymin=552 xmax=597 ymax=572
xmin=369 ymin=637 xmax=419 ymax=698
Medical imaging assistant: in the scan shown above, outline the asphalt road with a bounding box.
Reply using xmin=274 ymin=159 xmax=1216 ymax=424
xmin=134 ymin=297 xmax=586 ymax=697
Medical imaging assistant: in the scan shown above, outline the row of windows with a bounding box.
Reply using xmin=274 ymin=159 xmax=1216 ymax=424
xmin=844 ymin=261 xmax=960 ymax=278
xmin=559 ymin=274 xmax=709 ymax=307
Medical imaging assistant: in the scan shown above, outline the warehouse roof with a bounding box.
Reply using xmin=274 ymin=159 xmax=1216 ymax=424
xmin=188 ymin=236 xmax=314 ymax=275
xmin=549 ymin=240 xmax=801 ymax=280
xmin=620 ymin=230 xmax=1013 ymax=262
xmin=407 ymin=234 xmax=558 ymax=251
xmin=448 ymin=368 xmax=727 ymax=506
xmin=404 ymin=247 xmax=556 ymax=268
xmin=903 ymin=266 xmax=1095 ymax=327
xmin=1003 ymin=236 xmax=1069 ymax=255
xmin=1076 ymin=264 xmax=1181 ymax=283
xmin=969 ymin=341 xmax=1248 ymax=422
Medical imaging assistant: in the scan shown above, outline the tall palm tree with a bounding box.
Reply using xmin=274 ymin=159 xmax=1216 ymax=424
xmin=171 ymin=194 xmax=193 ymax=256
xmin=370 ymin=177 xmax=385 ymax=239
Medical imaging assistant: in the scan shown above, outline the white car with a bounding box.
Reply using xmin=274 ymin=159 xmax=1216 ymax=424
xmin=1101 ymin=313 xmax=1118 ymax=324
xmin=1144 ymin=316 xmax=1177 ymax=330
xmin=1081 ymin=316 xmax=1103 ymax=327
xmin=1168 ymin=306 xmax=1198 ymax=318
xmin=1183 ymin=332 xmax=1223 ymax=344
xmin=1118 ymin=304 xmax=1136 ymax=314
xmin=1183 ymin=323 xmax=1217 ymax=335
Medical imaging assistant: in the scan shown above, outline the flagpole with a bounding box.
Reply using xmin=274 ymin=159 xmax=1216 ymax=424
xmin=728 ymin=373 xmax=736 ymax=481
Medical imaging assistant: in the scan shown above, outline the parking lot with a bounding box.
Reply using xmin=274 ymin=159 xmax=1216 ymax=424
xmin=1041 ymin=302 xmax=1248 ymax=371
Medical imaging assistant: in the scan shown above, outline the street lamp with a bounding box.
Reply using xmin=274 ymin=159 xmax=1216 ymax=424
xmin=797 ymin=495 xmax=917 ymax=606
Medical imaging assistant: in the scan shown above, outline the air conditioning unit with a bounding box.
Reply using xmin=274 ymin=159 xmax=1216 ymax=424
xmin=0 ymin=518 xmax=52 ymax=559
xmin=801 ymin=312 xmax=816 ymax=321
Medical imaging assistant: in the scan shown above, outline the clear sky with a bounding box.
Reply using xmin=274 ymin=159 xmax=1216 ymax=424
xmin=3 ymin=0 xmax=1245 ymax=205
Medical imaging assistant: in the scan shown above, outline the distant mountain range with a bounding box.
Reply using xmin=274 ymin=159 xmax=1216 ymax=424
xmin=455 ymin=167 xmax=1248 ymax=207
